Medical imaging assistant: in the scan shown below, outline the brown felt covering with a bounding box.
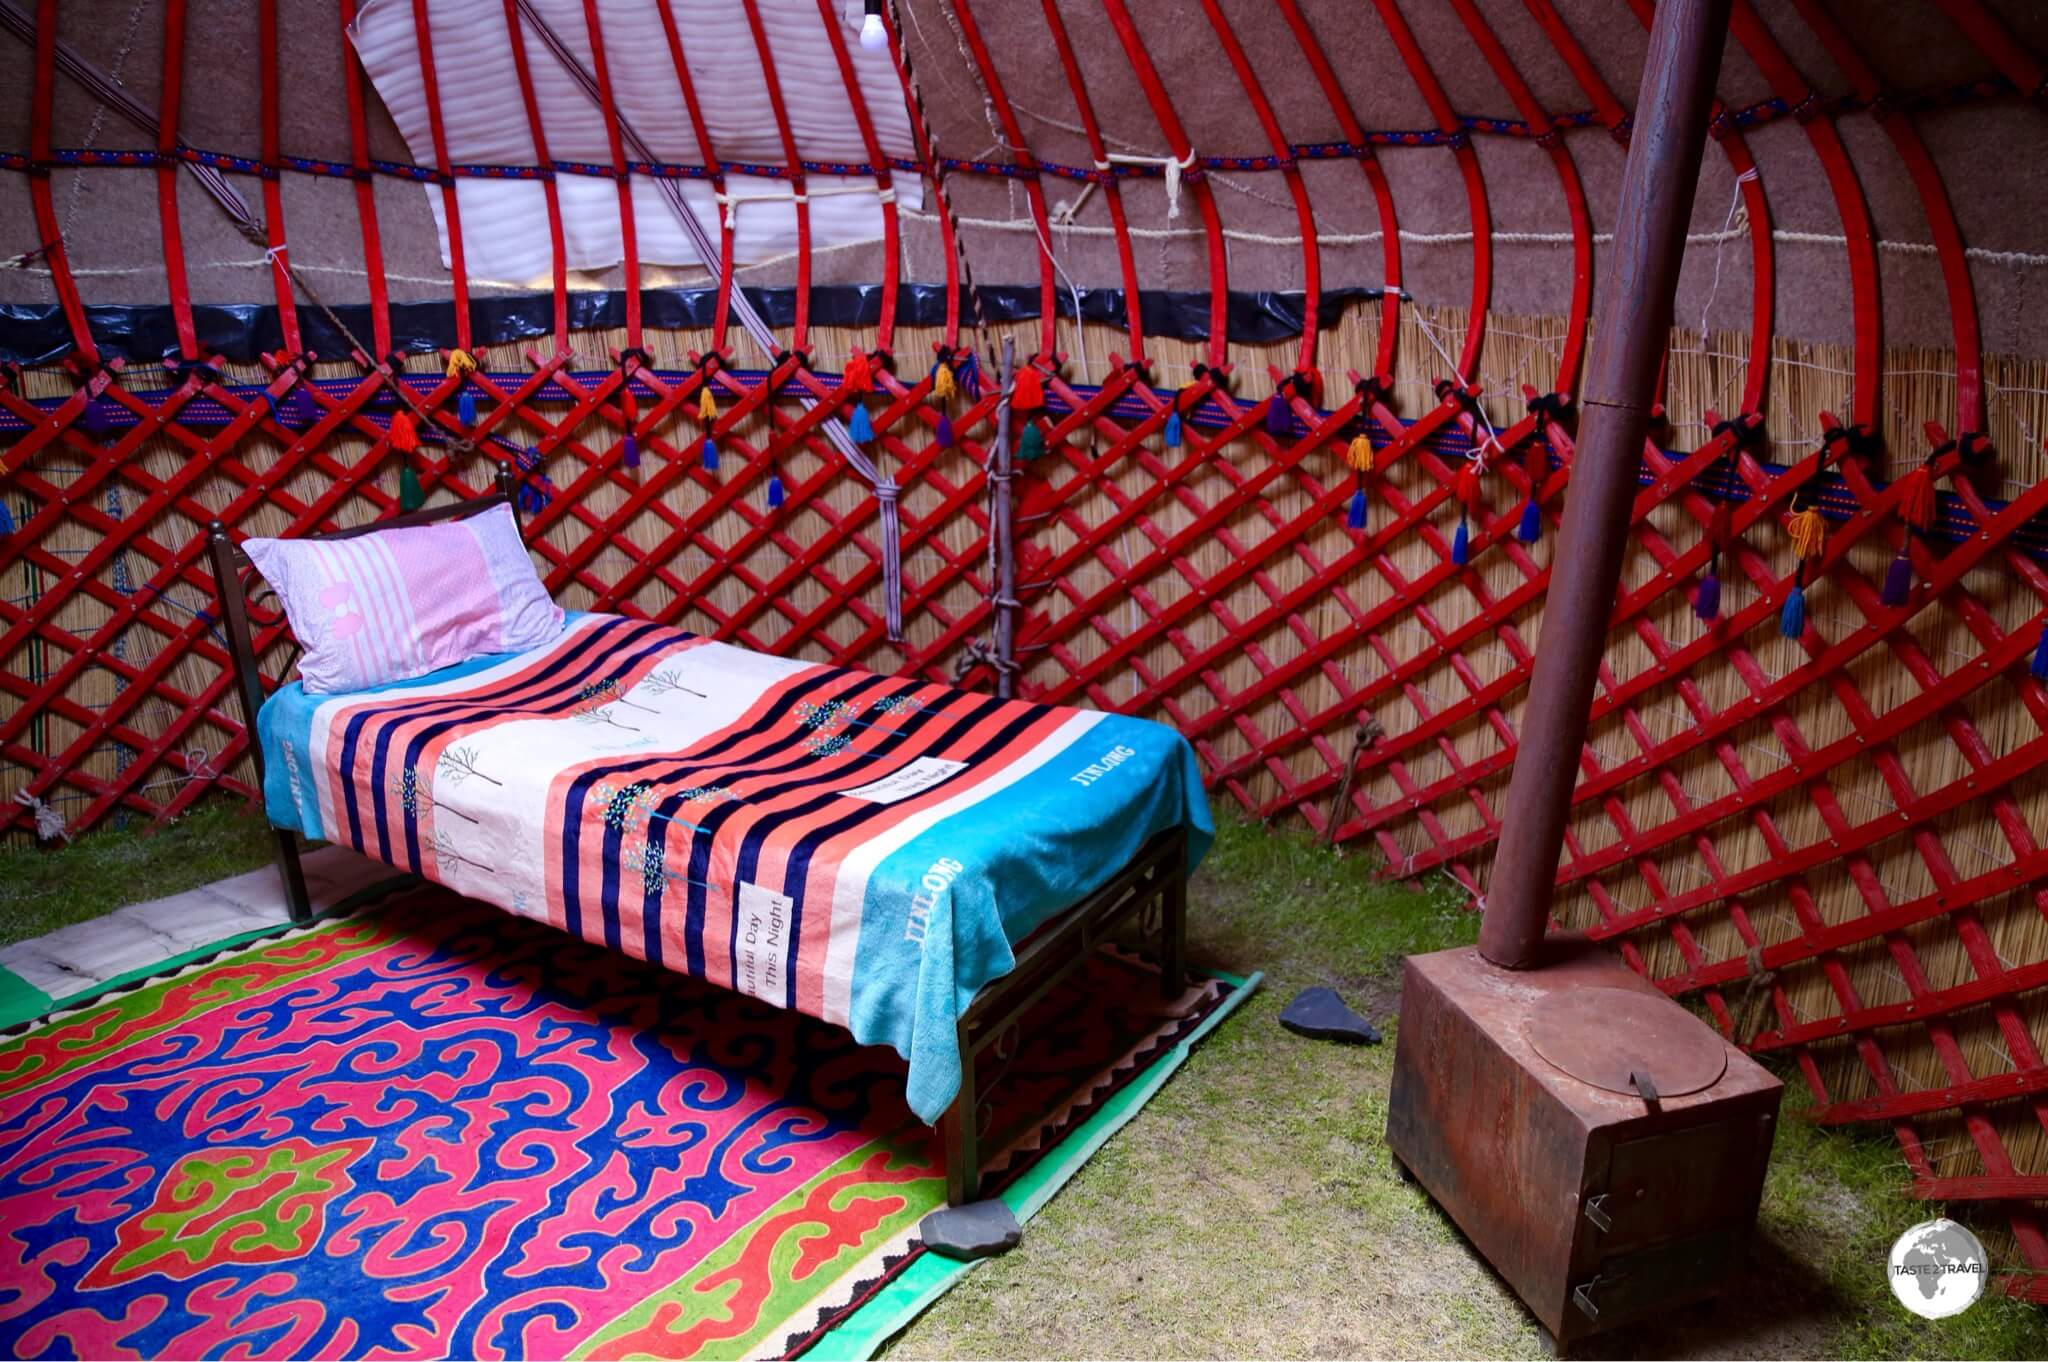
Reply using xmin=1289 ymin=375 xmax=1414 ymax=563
xmin=1 ymin=1 xmax=2044 ymax=356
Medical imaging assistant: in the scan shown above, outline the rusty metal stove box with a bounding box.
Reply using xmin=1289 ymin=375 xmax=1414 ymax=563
xmin=1386 ymin=943 xmax=1781 ymax=1346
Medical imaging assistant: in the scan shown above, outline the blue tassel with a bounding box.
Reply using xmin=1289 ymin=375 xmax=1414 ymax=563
xmin=622 ymin=433 xmax=640 ymax=470
xmin=1694 ymin=572 xmax=1721 ymax=622
xmin=936 ymin=412 xmax=954 ymax=448
xmin=2032 ymin=625 xmax=2048 ymax=681
xmin=1266 ymin=395 xmax=1291 ymax=437
xmin=1165 ymin=409 xmax=1182 ymax=448
xmin=1346 ymin=488 xmax=1367 ymax=530
xmin=849 ymin=403 xmax=874 ymax=443
xmin=1452 ymin=519 xmax=1470 ymax=566
xmin=1881 ymin=553 xmax=1913 ymax=607
xmin=767 ymin=473 xmax=785 ymax=508
xmin=0 ymin=500 xmax=14 ymax=538
xmin=1779 ymin=584 xmax=1807 ymax=639
xmin=260 ymin=390 xmax=284 ymax=425
xmin=1517 ymin=499 xmax=1542 ymax=543
xmin=458 ymin=388 xmax=477 ymax=427
xmin=701 ymin=436 xmax=719 ymax=472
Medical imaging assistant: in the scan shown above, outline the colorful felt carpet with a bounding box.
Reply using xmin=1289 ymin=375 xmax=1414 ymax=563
xmin=0 ymin=886 xmax=1242 ymax=1359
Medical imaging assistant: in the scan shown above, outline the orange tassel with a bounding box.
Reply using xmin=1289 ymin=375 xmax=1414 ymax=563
xmin=1787 ymin=505 xmax=1827 ymax=560
xmin=1344 ymin=434 xmax=1374 ymax=473
xmin=389 ymin=409 xmax=418 ymax=452
xmin=1012 ymin=365 xmax=1045 ymax=412
xmin=1896 ymin=464 xmax=1938 ymax=532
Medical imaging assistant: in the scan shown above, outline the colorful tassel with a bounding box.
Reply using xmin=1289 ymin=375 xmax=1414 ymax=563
xmin=958 ymin=350 xmax=981 ymax=398
xmin=389 ymin=409 xmax=418 ymax=452
xmin=1019 ymin=421 xmax=1046 ymax=461
xmin=622 ymin=434 xmax=640 ymax=470
xmin=844 ymin=350 xmax=872 ymax=393
xmin=1164 ymin=408 xmax=1182 ymax=448
xmin=848 ymin=403 xmax=874 ymax=443
xmin=1266 ymin=392 xmax=1291 ymax=437
xmin=1517 ymin=499 xmax=1542 ymax=543
xmin=931 ymin=360 xmax=956 ymax=402
xmin=935 ymin=412 xmax=954 ymax=448
xmin=1346 ymin=486 xmax=1367 ymax=530
xmin=1452 ymin=519 xmax=1470 ymax=566
xmin=1881 ymin=551 xmax=1914 ymax=607
xmin=700 ymin=436 xmax=718 ymax=472
xmin=1895 ymin=463 xmax=1938 ymax=532
xmin=399 ymin=461 xmax=425 ymax=512
xmin=458 ymin=387 xmax=477 ymax=428
xmin=1780 ymin=581 xmax=1807 ymax=639
xmin=698 ymin=385 xmax=718 ymax=424
xmin=2032 ymin=624 xmax=2048 ymax=682
xmin=1012 ymin=365 xmax=1045 ymax=413
xmin=1786 ymin=504 xmax=1827 ymax=560
xmin=767 ymin=473 xmax=785 ymax=508
xmin=1694 ymin=571 xmax=1721 ymax=622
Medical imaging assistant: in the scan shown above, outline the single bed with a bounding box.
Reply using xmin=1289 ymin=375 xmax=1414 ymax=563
xmin=207 ymin=477 xmax=1210 ymax=1204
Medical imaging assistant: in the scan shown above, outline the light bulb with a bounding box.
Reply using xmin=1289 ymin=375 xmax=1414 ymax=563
xmin=859 ymin=0 xmax=888 ymax=51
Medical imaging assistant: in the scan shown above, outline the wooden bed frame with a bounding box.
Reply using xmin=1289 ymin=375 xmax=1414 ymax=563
xmin=205 ymin=474 xmax=1189 ymax=1205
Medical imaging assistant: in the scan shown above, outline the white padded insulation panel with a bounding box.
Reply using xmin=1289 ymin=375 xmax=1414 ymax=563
xmin=349 ymin=0 xmax=921 ymax=285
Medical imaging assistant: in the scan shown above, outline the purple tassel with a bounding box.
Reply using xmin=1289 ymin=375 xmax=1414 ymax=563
xmin=1694 ymin=572 xmax=1721 ymax=622
xmin=767 ymin=473 xmax=785 ymax=508
xmin=1517 ymin=499 xmax=1542 ymax=543
xmin=80 ymin=398 xmax=111 ymax=438
xmin=935 ymin=412 xmax=954 ymax=449
xmin=1881 ymin=552 xmax=1914 ymax=607
xmin=1780 ymin=583 xmax=1807 ymax=639
xmin=701 ymin=436 xmax=719 ymax=473
xmin=1346 ymin=488 xmax=1367 ymax=530
xmin=1452 ymin=519 xmax=1470 ymax=566
xmin=283 ymin=386 xmax=316 ymax=428
xmin=622 ymin=433 xmax=640 ymax=469
xmin=2032 ymin=625 xmax=2048 ymax=681
xmin=1266 ymin=395 xmax=1291 ymax=437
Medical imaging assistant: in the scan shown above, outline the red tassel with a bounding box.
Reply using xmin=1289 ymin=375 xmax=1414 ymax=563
xmin=388 ymin=409 xmax=418 ymax=452
xmin=844 ymin=350 xmax=872 ymax=393
xmin=1012 ymin=365 xmax=1045 ymax=413
xmin=1454 ymin=459 xmax=1482 ymax=509
xmin=1896 ymin=464 xmax=1938 ymax=533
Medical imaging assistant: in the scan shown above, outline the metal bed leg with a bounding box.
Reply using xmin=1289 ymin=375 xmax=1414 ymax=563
xmin=273 ymin=828 xmax=313 ymax=924
xmin=943 ymin=1025 xmax=980 ymax=1207
xmin=1160 ymin=865 xmax=1187 ymax=999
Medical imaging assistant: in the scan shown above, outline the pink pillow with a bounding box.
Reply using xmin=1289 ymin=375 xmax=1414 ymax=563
xmin=243 ymin=503 xmax=564 ymax=695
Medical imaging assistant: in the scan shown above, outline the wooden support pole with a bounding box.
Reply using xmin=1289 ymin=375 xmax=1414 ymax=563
xmin=1478 ymin=0 xmax=1732 ymax=969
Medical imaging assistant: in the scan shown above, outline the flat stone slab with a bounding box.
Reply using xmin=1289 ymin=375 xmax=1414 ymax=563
xmin=919 ymin=1199 xmax=1022 ymax=1261
xmin=0 ymin=847 xmax=401 ymax=1005
xmin=1279 ymin=986 xmax=1382 ymax=1045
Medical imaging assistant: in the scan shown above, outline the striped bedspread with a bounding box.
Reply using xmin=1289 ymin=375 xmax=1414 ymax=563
xmin=257 ymin=613 xmax=1212 ymax=1121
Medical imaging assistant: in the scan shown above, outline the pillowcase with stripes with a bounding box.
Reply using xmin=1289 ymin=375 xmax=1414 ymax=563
xmin=244 ymin=503 xmax=564 ymax=695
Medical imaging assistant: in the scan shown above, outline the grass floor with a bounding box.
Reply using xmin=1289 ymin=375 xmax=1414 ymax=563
xmin=2 ymin=801 xmax=2043 ymax=1359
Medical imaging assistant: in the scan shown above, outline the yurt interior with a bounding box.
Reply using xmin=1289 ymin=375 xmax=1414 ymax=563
xmin=5 ymin=1 xmax=2048 ymax=1357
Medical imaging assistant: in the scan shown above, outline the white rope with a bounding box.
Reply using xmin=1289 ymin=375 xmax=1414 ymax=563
xmin=905 ymin=206 xmax=2048 ymax=268
xmin=1106 ymin=150 xmax=1198 ymax=220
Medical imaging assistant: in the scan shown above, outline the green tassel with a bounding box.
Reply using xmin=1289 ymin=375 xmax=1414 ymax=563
xmin=1018 ymin=422 xmax=1046 ymax=461
xmin=399 ymin=461 xmax=425 ymax=512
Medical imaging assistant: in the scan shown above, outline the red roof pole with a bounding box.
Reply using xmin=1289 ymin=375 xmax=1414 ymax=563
xmin=1478 ymin=0 xmax=1731 ymax=970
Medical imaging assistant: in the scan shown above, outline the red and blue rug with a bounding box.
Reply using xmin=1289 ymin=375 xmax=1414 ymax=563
xmin=0 ymin=887 xmax=1243 ymax=1359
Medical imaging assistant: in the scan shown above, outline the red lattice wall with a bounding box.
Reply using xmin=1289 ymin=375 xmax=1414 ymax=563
xmin=6 ymin=0 xmax=2048 ymax=1306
